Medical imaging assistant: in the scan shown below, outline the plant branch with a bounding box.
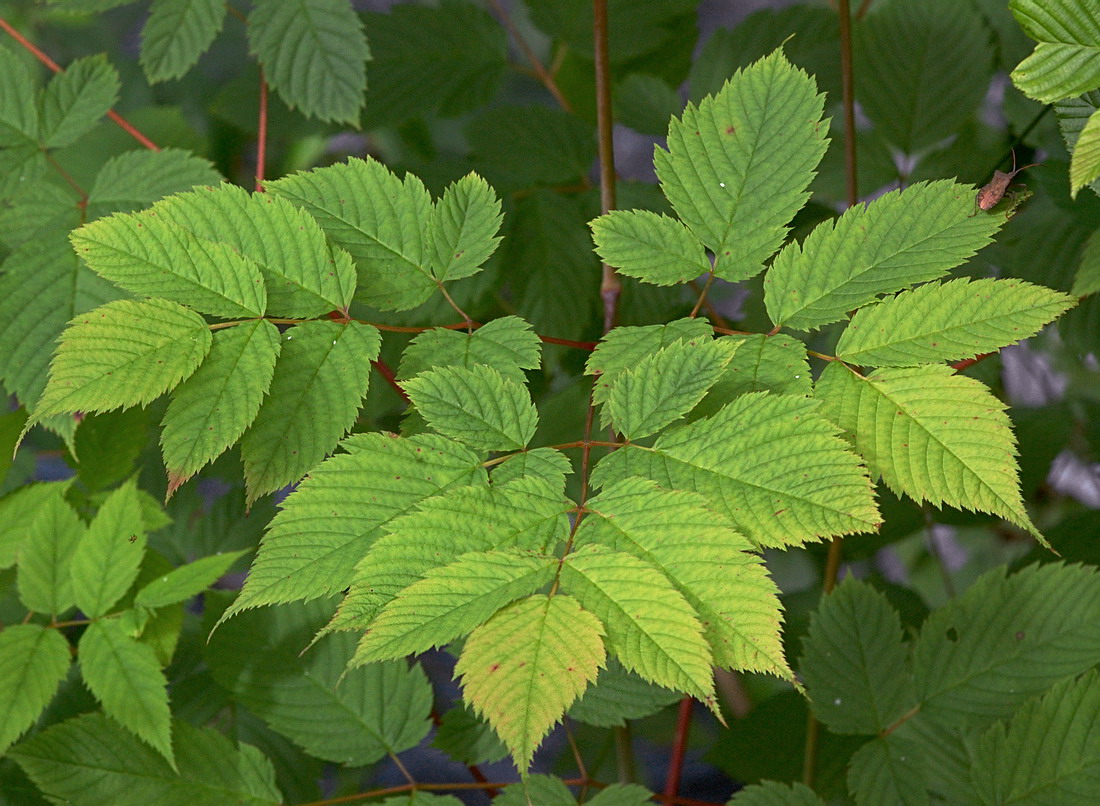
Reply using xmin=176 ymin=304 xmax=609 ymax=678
xmin=255 ymin=70 xmax=268 ymax=192
xmin=663 ymin=696 xmax=694 ymax=803
xmin=487 ymin=0 xmax=573 ymax=113
xmin=371 ymin=359 xmax=409 ymax=403
xmin=689 ymin=273 xmax=716 ymax=319
xmin=593 ymin=0 xmax=621 ymax=333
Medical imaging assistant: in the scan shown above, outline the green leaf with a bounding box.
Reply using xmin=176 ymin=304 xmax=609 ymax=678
xmin=86 ymin=148 xmax=222 ymax=217
xmin=11 ymin=713 xmax=282 ymax=806
xmin=0 ymin=47 xmax=39 ymax=148
xmin=71 ymin=209 xmax=267 ymax=319
xmin=816 ymin=362 xmax=1042 ymax=543
xmin=1071 ymin=108 xmax=1100 ymax=198
xmin=247 ymin=0 xmax=369 ymax=125
xmin=588 ymin=785 xmax=654 ymax=806
xmin=764 ymin=181 xmax=1006 ymax=332
xmin=490 ymin=447 xmax=572 ymax=489
xmin=971 ymin=669 xmax=1100 ymax=803
xmin=140 ymin=0 xmax=227 ymax=83
xmin=29 ymin=298 xmax=211 ymax=423
xmin=161 ymin=320 xmax=280 ymax=493
xmin=494 ymin=774 xmax=576 ymax=806
xmin=560 ymin=545 xmax=717 ymax=709
xmin=398 ymin=316 xmax=542 ymax=384
xmin=266 ymin=157 xmax=436 ymax=311
xmin=223 ymin=433 xmax=485 ymax=619
xmin=350 ymin=549 xmax=557 ymax=665
xmin=0 ymin=626 xmax=71 ymax=756
xmin=578 ymin=479 xmax=791 ymax=679
xmin=403 ymin=364 xmax=538 ymax=452
xmin=1073 ymin=227 xmax=1100 ymax=297
xmin=207 ymin=599 xmax=433 ymax=766
xmin=1010 ymin=0 xmax=1100 ymax=103
xmin=38 ymin=54 xmax=120 ymax=149
xmin=1056 ymin=90 xmax=1100 ymax=201
xmin=591 ymin=393 xmax=880 ymax=548
xmin=151 ymin=183 xmax=356 ymax=318
xmin=429 ymin=172 xmax=503 ymax=283
xmin=134 ymin=551 xmax=246 ymax=609
xmin=854 ymin=0 xmax=992 ymax=152
xmin=79 ymin=618 xmax=174 ymax=767
xmin=654 ymin=49 xmax=828 ymax=281
xmin=568 ymin=658 xmax=680 ymax=727
xmin=728 ymin=782 xmax=826 ymax=806
xmin=0 ymin=181 xmax=79 ymax=249
xmin=614 ymin=73 xmax=683 ymax=136
xmin=695 ymin=334 xmax=811 ymax=418
xmin=432 ymin=704 xmax=508 ymax=765
xmin=834 ymin=279 xmax=1075 ymax=367
xmin=70 ymin=481 xmax=146 ymax=618
xmin=0 ymin=482 xmax=72 ymax=569
xmin=240 ymin=320 xmax=381 ymax=503
xmin=800 ymin=580 xmax=915 ymax=735
xmin=590 ymin=209 xmax=711 ymax=286
xmin=16 ymin=491 xmax=85 ymax=615
xmin=846 ymin=736 xmax=929 ymax=806
xmin=608 ymin=337 xmax=734 ymax=440
xmin=456 ymin=594 xmax=605 ymax=771
xmin=74 ymin=407 xmax=150 ymax=492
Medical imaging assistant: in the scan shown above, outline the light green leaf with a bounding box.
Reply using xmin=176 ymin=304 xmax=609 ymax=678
xmin=161 ymin=320 xmax=280 ymax=493
xmin=135 ymin=550 xmax=247 ymax=609
xmin=1010 ymin=0 xmax=1100 ymax=103
xmin=79 ymin=618 xmax=174 ymax=767
xmin=140 ymin=0 xmax=227 ymax=83
xmin=456 ymin=594 xmax=605 ymax=771
xmin=38 ymin=54 xmax=120 ymax=148
xmin=30 ymin=298 xmax=211 ymax=423
xmin=11 ymin=713 xmax=282 ymax=806
xmin=152 ymin=183 xmax=356 ymax=317
xmin=0 ymin=482 xmax=72 ymax=569
xmin=765 ymin=181 xmax=1006 ymax=332
xmin=1056 ymin=90 xmax=1100 ymax=200
xmin=223 ymin=433 xmax=485 ymax=619
xmin=207 ymin=599 xmax=433 ymax=766
xmin=728 ymin=782 xmax=826 ymax=806
xmin=70 ymin=481 xmax=146 ymax=618
xmin=1073 ymin=227 xmax=1100 ymax=297
xmin=397 ymin=316 xmax=541 ymax=384
xmin=490 ymin=447 xmax=572 ymax=489
xmin=86 ymin=148 xmax=222 ymax=217
xmin=578 ymin=479 xmax=790 ymax=679
xmin=0 ymin=47 xmax=39 ymax=148
xmin=816 ymin=362 xmax=1042 ymax=543
xmin=588 ymin=785 xmax=654 ymax=806
xmin=971 ymin=669 xmax=1100 ymax=803
xmin=1071 ymin=107 xmax=1100 ymax=198
xmin=0 ymin=626 xmax=71 ymax=756
xmin=16 ymin=491 xmax=85 ymax=615
xmin=403 ymin=364 xmax=538 ymax=452
xmin=267 ymin=157 xmax=436 ymax=311
xmin=71 ymin=209 xmax=267 ymax=318
xmin=608 ymin=337 xmax=734 ymax=440
xmin=654 ymin=49 xmax=828 ymax=281
xmin=847 ymin=737 xmax=929 ymax=806
xmin=560 ymin=546 xmax=717 ymax=710
xmin=240 ymin=320 xmax=380 ymax=503
xmin=568 ymin=658 xmax=680 ymax=728
xmin=592 ymin=392 xmax=880 ymax=548
xmin=381 ymin=796 xmax=464 ymax=806
xmin=429 ymin=172 xmax=503 ymax=283
xmin=591 ymin=209 xmax=712 ymax=286
xmin=247 ymin=0 xmax=369 ymax=125
xmin=800 ymin=580 xmax=915 ymax=735
xmin=350 ymin=549 xmax=557 ymax=665
xmin=834 ymin=279 xmax=1075 ymax=367
xmin=494 ymin=774 xmax=575 ymax=806
xmin=695 ymin=334 xmax=810 ymax=418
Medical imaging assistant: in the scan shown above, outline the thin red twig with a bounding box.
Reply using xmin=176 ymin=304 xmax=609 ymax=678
xmin=255 ymin=70 xmax=268 ymax=192
xmin=663 ymin=696 xmax=694 ymax=804
xmin=487 ymin=0 xmax=573 ymax=113
xmin=371 ymin=359 xmax=409 ymax=403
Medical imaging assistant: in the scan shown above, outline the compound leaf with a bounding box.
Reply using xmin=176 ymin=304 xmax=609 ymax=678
xmin=140 ymin=0 xmax=227 ymax=83
xmin=1010 ymin=0 xmax=1100 ymax=103
xmin=695 ymin=334 xmax=811 ymax=418
xmin=397 ymin=316 xmax=541 ymax=384
xmin=591 ymin=210 xmax=711 ymax=286
xmin=429 ymin=172 xmax=503 ymax=283
xmin=39 ymin=54 xmax=120 ymax=149
xmin=0 ymin=626 xmax=71 ymax=756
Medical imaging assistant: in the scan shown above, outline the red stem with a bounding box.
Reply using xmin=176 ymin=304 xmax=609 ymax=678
xmin=371 ymin=359 xmax=409 ymax=403
xmin=255 ymin=70 xmax=268 ymax=191
xmin=663 ymin=696 xmax=694 ymax=804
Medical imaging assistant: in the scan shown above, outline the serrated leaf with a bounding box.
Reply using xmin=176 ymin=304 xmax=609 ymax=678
xmin=397 ymin=316 xmax=541 ymax=383
xmin=432 ymin=704 xmax=508 ymax=765
xmin=11 ymin=713 xmax=281 ymax=806
xmin=1056 ymin=90 xmax=1100 ymax=201
xmin=70 ymin=481 xmax=147 ymax=618
xmin=140 ymin=0 xmax=227 ymax=83
xmin=654 ymin=49 xmax=828 ymax=281
xmin=0 ymin=626 xmax=71 ymax=755
xmin=588 ymin=785 xmax=654 ymax=806
xmin=847 ymin=736 xmax=929 ymax=806
xmin=608 ymin=337 xmax=734 ymax=440
xmin=161 ymin=320 xmax=280 ymax=493
xmin=429 ymin=173 xmax=503 ymax=283
xmin=207 ymin=599 xmax=432 ymax=766
xmin=86 ymin=149 xmax=222 ymax=217
xmin=71 ymin=209 xmax=267 ymax=318
xmin=491 ymin=447 xmax=572 ymax=489
xmin=456 ymin=594 xmax=605 ymax=771
xmin=578 ymin=479 xmax=790 ymax=679
xmin=267 ymin=157 xmax=436 ymax=311
xmin=30 ymin=298 xmax=211 ymax=423
xmin=351 ymin=549 xmax=557 ymax=665
xmin=615 ymin=72 xmax=683 ymax=136
xmin=0 ymin=482 xmax=72 ymax=569
xmin=800 ymin=580 xmax=915 ymax=735
xmin=38 ymin=54 xmax=120 ymax=149
xmin=403 ymin=364 xmax=538 ymax=452
xmin=1073 ymin=227 xmax=1100 ymax=297
xmin=591 ymin=393 xmax=879 ymax=548
xmin=568 ymin=658 xmax=680 ymax=727
xmin=816 ymin=362 xmax=1042 ymax=543
xmin=765 ymin=181 xmax=1006 ymax=332
xmin=494 ymin=774 xmax=576 ymax=806
xmin=0 ymin=181 xmax=78 ymax=249
xmin=151 ymin=184 xmax=356 ymax=317
xmin=835 ymin=279 xmax=1075 ymax=367
xmin=560 ymin=546 xmax=717 ymax=709
xmin=1010 ymin=0 xmax=1100 ymax=103
xmin=1071 ymin=108 xmax=1100 ymax=198
xmin=240 ymin=320 xmax=380 ymax=503
xmin=223 ymin=433 xmax=485 ymax=619
xmin=0 ymin=47 xmax=39 ymax=148
xmin=695 ymin=334 xmax=810 ymax=418
xmin=135 ymin=550 xmax=246 ymax=609
xmin=247 ymin=0 xmax=368 ymax=124
xmin=729 ymin=782 xmax=826 ymax=806
xmin=16 ymin=491 xmax=85 ymax=615
xmin=591 ymin=209 xmax=711 ymax=286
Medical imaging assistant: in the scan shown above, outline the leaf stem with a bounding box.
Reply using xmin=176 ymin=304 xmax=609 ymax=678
xmin=487 ymin=0 xmax=574 ymax=113
xmin=371 ymin=358 xmax=409 ymax=403
xmin=436 ymin=282 xmax=474 ymax=330
xmin=255 ymin=70 xmax=268 ymax=192
xmin=593 ymin=0 xmax=621 ymax=333
xmin=689 ymin=273 xmax=716 ymax=319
